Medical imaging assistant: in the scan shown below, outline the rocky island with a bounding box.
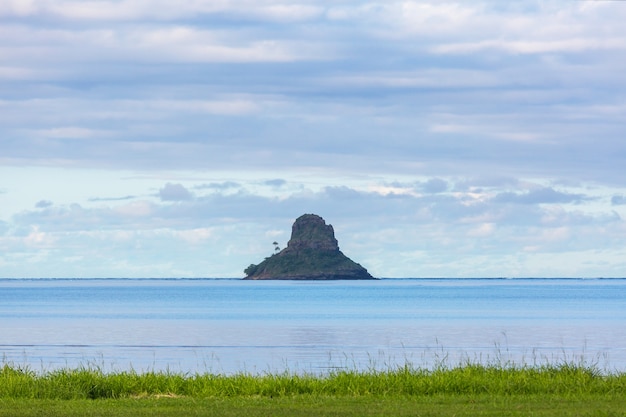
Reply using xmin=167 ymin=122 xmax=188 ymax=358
xmin=243 ymin=214 xmax=376 ymax=280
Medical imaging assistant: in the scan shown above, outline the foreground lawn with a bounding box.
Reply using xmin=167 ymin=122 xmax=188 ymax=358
xmin=2 ymin=395 xmax=625 ymax=417
xmin=1 ymin=363 xmax=625 ymax=416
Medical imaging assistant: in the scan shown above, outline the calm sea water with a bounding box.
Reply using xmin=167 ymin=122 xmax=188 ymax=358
xmin=1 ymin=278 xmax=625 ymax=374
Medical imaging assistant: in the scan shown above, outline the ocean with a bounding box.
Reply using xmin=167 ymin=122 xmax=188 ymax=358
xmin=1 ymin=278 xmax=625 ymax=374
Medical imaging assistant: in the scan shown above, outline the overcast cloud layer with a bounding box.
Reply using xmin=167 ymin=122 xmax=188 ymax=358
xmin=1 ymin=1 xmax=625 ymax=278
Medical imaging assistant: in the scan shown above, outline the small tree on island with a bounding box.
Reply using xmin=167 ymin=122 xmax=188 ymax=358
xmin=244 ymin=263 xmax=258 ymax=276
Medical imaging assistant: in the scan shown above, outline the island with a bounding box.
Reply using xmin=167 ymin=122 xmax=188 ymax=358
xmin=243 ymin=214 xmax=376 ymax=280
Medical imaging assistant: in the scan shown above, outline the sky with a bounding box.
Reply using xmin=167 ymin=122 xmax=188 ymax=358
xmin=1 ymin=0 xmax=626 ymax=278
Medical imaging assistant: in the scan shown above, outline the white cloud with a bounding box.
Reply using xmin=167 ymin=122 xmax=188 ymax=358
xmin=0 ymin=0 xmax=38 ymax=16
xmin=35 ymin=127 xmax=99 ymax=139
xmin=494 ymin=187 xmax=589 ymax=205
xmin=466 ymin=223 xmax=496 ymax=238
xmin=394 ymin=1 xmax=480 ymax=35
xmin=149 ymin=98 xmax=260 ymax=115
xmin=0 ymin=65 xmax=57 ymax=81
xmin=539 ymin=226 xmax=570 ymax=243
xmin=0 ymin=21 xmax=326 ymax=67
xmin=0 ymin=0 xmax=323 ymax=21
xmin=174 ymin=227 xmax=215 ymax=245
xmin=328 ymin=69 xmax=502 ymax=89
xmin=432 ymin=38 xmax=626 ymax=55
xmin=113 ymin=200 xmax=155 ymax=217
xmin=23 ymin=226 xmax=56 ymax=248
xmin=129 ymin=27 xmax=304 ymax=63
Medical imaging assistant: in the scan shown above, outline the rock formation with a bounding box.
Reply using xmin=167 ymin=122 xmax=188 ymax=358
xmin=243 ymin=214 xmax=376 ymax=280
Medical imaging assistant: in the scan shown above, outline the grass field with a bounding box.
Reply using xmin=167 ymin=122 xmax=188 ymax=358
xmin=1 ymin=363 xmax=625 ymax=416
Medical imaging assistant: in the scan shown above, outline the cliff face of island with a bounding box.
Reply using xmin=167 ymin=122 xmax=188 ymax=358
xmin=243 ymin=214 xmax=376 ymax=280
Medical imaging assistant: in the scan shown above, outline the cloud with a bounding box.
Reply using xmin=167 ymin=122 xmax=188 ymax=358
xmin=493 ymin=188 xmax=590 ymax=205
xmin=159 ymin=183 xmax=193 ymax=201
xmin=432 ymin=38 xmax=626 ymax=55
xmin=35 ymin=126 xmax=98 ymax=140
xmin=2 ymin=1 xmax=626 ymax=277
xmin=20 ymin=225 xmax=57 ymax=249
xmin=420 ymin=178 xmax=448 ymax=194
xmin=264 ymin=179 xmax=287 ymax=187
xmin=88 ymin=195 xmax=137 ymax=202
xmin=194 ymin=182 xmax=241 ymax=190
xmin=0 ymin=0 xmax=624 ymax=185
xmin=611 ymin=195 xmax=626 ymax=206
xmin=18 ymin=180 xmax=606 ymax=231
xmin=0 ymin=0 xmax=325 ymax=23
xmin=173 ymin=227 xmax=216 ymax=245
xmin=2 ymin=174 xmax=624 ymax=278
xmin=35 ymin=200 xmax=53 ymax=208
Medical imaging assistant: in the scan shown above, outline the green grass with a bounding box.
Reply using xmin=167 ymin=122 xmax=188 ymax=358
xmin=1 ymin=363 xmax=625 ymax=416
xmin=3 ymin=395 xmax=626 ymax=417
xmin=3 ymin=362 xmax=626 ymax=399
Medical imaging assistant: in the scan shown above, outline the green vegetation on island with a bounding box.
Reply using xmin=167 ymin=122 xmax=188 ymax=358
xmin=244 ymin=214 xmax=375 ymax=280
xmin=244 ymin=248 xmax=373 ymax=280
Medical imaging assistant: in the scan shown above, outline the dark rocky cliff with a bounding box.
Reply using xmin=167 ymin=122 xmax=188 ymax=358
xmin=243 ymin=214 xmax=375 ymax=280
